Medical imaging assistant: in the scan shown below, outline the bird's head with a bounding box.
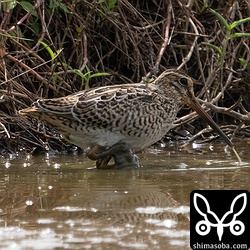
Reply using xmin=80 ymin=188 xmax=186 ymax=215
xmin=153 ymin=69 xmax=195 ymax=104
xmin=154 ymin=70 xmax=240 ymax=160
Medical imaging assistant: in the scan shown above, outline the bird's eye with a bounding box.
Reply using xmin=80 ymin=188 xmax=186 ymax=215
xmin=179 ymin=77 xmax=188 ymax=85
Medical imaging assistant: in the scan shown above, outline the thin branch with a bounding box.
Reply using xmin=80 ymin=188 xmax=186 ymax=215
xmin=0 ymin=121 xmax=10 ymax=138
xmin=201 ymin=100 xmax=250 ymax=121
xmin=177 ymin=17 xmax=199 ymax=70
xmin=153 ymin=0 xmax=172 ymax=74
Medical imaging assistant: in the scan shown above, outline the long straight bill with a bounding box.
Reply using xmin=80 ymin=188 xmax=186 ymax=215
xmin=189 ymin=99 xmax=242 ymax=163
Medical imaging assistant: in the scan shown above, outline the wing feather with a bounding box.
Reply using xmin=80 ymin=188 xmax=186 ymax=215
xmin=34 ymin=83 xmax=176 ymax=136
xmin=71 ymin=84 xmax=170 ymax=133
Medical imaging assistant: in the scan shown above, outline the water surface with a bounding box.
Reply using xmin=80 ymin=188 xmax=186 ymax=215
xmin=0 ymin=140 xmax=250 ymax=250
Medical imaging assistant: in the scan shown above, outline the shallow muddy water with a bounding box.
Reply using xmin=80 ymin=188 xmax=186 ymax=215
xmin=0 ymin=140 xmax=250 ymax=250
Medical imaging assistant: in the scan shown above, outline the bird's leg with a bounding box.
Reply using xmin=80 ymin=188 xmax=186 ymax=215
xmin=87 ymin=143 xmax=140 ymax=169
xmin=109 ymin=142 xmax=140 ymax=169
xmin=95 ymin=156 xmax=112 ymax=169
xmin=87 ymin=144 xmax=106 ymax=160
xmin=87 ymin=145 xmax=112 ymax=169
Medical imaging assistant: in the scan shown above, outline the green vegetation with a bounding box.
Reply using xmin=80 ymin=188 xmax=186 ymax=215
xmin=0 ymin=0 xmax=249 ymax=154
xmin=203 ymin=9 xmax=250 ymax=68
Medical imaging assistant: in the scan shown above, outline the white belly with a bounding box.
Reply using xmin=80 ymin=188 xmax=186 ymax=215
xmin=66 ymin=124 xmax=173 ymax=152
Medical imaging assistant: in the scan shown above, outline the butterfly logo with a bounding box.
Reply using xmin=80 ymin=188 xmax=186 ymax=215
xmin=193 ymin=193 xmax=247 ymax=241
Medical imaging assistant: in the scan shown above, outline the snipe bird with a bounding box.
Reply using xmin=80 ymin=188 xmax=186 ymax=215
xmin=19 ymin=69 xmax=241 ymax=168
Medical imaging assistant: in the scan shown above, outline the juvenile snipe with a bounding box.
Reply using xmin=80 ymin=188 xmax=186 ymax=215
xmin=19 ymin=69 xmax=241 ymax=168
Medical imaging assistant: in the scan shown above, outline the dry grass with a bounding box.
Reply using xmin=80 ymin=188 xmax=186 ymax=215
xmin=0 ymin=0 xmax=250 ymax=154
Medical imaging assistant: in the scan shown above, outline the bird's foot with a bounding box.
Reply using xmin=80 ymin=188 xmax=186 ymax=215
xmin=109 ymin=142 xmax=140 ymax=169
xmin=87 ymin=142 xmax=140 ymax=169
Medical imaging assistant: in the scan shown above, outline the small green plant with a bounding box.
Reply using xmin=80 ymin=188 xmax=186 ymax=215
xmin=1 ymin=1 xmax=37 ymax=16
xmin=19 ymin=1 xmax=38 ymax=17
xmin=40 ymin=41 xmax=110 ymax=90
xmin=1 ymin=0 xmax=17 ymax=11
xmin=97 ymin=0 xmax=117 ymax=14
xmin=40 ymin=41 xmax=63 ymax=60
xmin=202 ymin=9 xmax=250 ymax=68
xmin=49 ymin=0 xmax=70 ymax=14
xmin=54 ymin=63 xmax=110 ymax=90
xmin=75 ymin=65 xmax=111 ymax=90
xmin=1 ymin=1 xmax=39 ymax=42
xmin=239 ymin=58 xmax=250 ymax=71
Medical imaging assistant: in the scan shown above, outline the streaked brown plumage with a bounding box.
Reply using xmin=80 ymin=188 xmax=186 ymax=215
xmin=19 ymin=69 xmax=241 ymax=168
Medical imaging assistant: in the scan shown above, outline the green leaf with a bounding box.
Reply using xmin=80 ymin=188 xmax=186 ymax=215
xmin=108 ymin=0 xmax=117 ymax=9
xmin=201 ymin=42 xmax=222 ymax=55
xmin=97 ymin=0 xmax=106 ymax=4
xmin=239 ymin=58 xmax=250 ymax=70
xmin=239 ymin=58 xmax=245 ymax=63
xmin=228 ymin=32 xmax=250 ymax=39
xmin=19 ymin=1 xmax=37 ymax=17
xmin=32 ymin=22 xmax=40 ymax=36
xmin=89 ymin=72 xmax=111 ymax=78
xmin=200 ymin=0 xmax=208 ymax=13
xmin=210 ymin=8 xmax=231 ymax=31
xmin=52 ymin=62 xmax=73 ymax=71
xmin=40 ymin=41 xmax=56 ymax=59
xmin=75 ymin=25 xmax=82 ymax=33
xmin=0 ymin=31 xmax=33 ymax=41
xmin=58 ymin=2 xmax=71 ymax=14
xmin=2 ymin=0 xmax=17 ymax=11
xmin=230 ymin=17 xmax=250 ymax=29
xmin=74 ymin=69 xmax=87 ymax=79
xmin=49 ymin=0 xmax=53 ymax=9
xmin=52 ymin=72 xmax=59 ymax=82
